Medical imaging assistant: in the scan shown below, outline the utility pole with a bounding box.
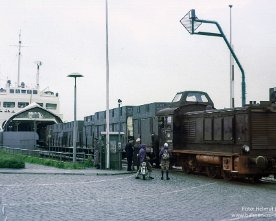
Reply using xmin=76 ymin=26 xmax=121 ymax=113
xmin=105 ymin=0 xmax=110 ymax=169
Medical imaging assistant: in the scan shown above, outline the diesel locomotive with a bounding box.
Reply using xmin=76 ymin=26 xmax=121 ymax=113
xmin=157 ymin=92 xmax=276 ymax=181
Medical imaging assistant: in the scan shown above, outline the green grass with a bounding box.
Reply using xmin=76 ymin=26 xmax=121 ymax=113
xmin=0 ymin=151 xmax=25 ymax=168
xmin=0 ymin=150 xmax=93 ymax=169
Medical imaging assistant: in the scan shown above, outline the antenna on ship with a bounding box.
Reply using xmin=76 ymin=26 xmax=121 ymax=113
xmin=10 ymin=30 xmax=27 ymax=87
xmin=34 ymin=61 xmax=42 ymax=89
xmin=17 ymin=31 xmax=22 ymax=86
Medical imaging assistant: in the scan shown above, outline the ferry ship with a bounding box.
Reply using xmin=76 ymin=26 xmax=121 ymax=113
xmin=0 ymin=33 xmax=62 ymax=128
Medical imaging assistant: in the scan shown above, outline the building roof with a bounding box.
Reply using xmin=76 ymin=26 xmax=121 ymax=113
xmin=2 ymin=102 xmax=62 ymax=130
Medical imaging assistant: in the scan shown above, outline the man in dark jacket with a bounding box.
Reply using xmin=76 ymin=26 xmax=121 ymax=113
xmin=133 ymin=138 xmax=141 ymax=171
xmin=125 ymin=140 xmax=134 ymax=171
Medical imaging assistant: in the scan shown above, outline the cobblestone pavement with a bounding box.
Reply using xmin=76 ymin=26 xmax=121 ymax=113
xmin=0 ymin=165 xmax=276 ymax=221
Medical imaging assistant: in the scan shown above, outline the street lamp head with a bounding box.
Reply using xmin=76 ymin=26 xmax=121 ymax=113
xmin=34 ymin=61 xmax=43 ymax=66
xmin=118 ymin=99 xmax=122 ymax=104
xmin=229 ymin=5 xmax=233 ymax=8
xmin=67 ymin=73 xmax=84 ymax=78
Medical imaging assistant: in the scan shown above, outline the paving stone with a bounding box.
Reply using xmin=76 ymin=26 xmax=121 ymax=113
xmin=0 ymin=169 xmax=276 ymax=221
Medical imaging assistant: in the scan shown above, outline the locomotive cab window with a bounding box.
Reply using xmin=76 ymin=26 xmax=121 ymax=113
xmin=186 ymin=92 xmax=208 ymax=103
xmin=166 ymin=116 xmax=172 ymax=128
xmin=158 ymin=117 xmax=165 ymax=128
xmin=172 ymin=93 xmax=182 ymax=102
xmin=158 ymin=116 xmax=172 ymax=129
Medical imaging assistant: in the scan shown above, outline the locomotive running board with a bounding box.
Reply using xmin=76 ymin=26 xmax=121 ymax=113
xmin=172 ymin=149 xmax=239 ymax=157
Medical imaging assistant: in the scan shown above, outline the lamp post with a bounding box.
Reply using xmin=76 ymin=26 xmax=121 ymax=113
xmin=105 ymin=0 xmax=110 ymax=169
xmin=180 ymin=9 xmax=246 ymax=106
xmin=229 ymin=5 xmax=234 ymax=108
xmin=118 ymin=99 xmax=122 ymax=150
xmin=67 ymin=73 xmax=83 ymax=163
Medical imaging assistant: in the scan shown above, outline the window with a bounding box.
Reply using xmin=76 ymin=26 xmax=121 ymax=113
xmin=18 ymin=102 xmax=29 ymax=108
xmin=3 ymin=102 xmax=15 ymax=108
xmin=158 ymin=117 xmax=165 ymax=129
xmin=10 ymin=89 xmax=14 ymax=93
xmin=167 ymin=116 xmax=172 ymax=125
xmin=46 ymin=103 xmax=57 ymax=110
xmin=21 ymin=90 xmax=26 ymax=94
xmin=200 ymin=95 xmax=208 ymax=102
xmin=137 ymin=107 xmax=140 ymax=113
xmin=186 ymin=92 xmax=209 ymax=102
xmin=16 ymin=89 xmax=20 ymax=94
xmin=33 ymin=90 xmax=38 ymax=94
xmin=28 ymin=112 xmax=40 ymax=118
xmin=172 ymin=93 xmax=182 ymax=102
xmin=27 ymin=90 xmax=32 ymax=94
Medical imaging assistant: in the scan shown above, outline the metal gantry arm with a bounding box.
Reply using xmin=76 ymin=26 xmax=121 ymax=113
xmin=183 ymin=9 xmax=246 ymax=106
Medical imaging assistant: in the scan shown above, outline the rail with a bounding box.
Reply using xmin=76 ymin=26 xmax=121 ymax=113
xmin=0 ymin=146 xmax=93 ymax=162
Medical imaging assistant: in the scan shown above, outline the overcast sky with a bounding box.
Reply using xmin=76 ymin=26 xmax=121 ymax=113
xmin=0 ymin=0 xmax=275 ymax=121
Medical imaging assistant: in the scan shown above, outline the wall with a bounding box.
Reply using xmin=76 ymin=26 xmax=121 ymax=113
xmin=2 ymin=131 xmax=39 ymax=149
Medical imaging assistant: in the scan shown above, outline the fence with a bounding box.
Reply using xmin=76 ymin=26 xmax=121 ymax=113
xmin=0 ymin=146 xmax=92 ymax=162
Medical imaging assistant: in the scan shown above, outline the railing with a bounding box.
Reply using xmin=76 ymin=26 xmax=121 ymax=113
xmin=0 ymin=146 xmax=92 ymax=162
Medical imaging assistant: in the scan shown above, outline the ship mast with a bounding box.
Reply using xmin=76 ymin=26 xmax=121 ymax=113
xmin=17 ymin=31 xmax=22 ymax=86
xmin=10 ymin=31 xmax=27 ymax=87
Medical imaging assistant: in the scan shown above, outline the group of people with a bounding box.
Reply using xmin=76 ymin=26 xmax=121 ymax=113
xmin=124 ymin=138 xmax=171 ymax=180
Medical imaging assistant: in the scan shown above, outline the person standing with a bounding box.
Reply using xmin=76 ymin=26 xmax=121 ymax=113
xmin=151 ymin=133 xmax=160 ymax=168
xmin=133 ymin=138 xmax=141 ymax=171
xmin=125 ymin=140 xmax=134 ymax=171
xmin=159 ymin=143 xmax=170 ymax=180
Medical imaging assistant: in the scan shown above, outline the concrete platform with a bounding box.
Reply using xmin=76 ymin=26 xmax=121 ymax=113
xmin=0 ymin=163 xmax=135 ymax=176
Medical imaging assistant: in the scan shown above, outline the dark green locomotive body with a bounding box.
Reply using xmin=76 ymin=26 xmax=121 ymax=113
xmin=158 ymin=101 xmax=276 ymax=180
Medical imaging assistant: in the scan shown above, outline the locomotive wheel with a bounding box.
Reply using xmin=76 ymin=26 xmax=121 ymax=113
xmin=222 ymin=171 xmax=233 ymax=181
xmin=206 ymin=166 xmax=220 ymax=179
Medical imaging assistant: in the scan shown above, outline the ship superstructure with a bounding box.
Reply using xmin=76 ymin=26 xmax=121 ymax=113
xmin=0 ymin=81 xmax=61 ymax=128
xmin=0 ymin=33 xmax=62 ymax=128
